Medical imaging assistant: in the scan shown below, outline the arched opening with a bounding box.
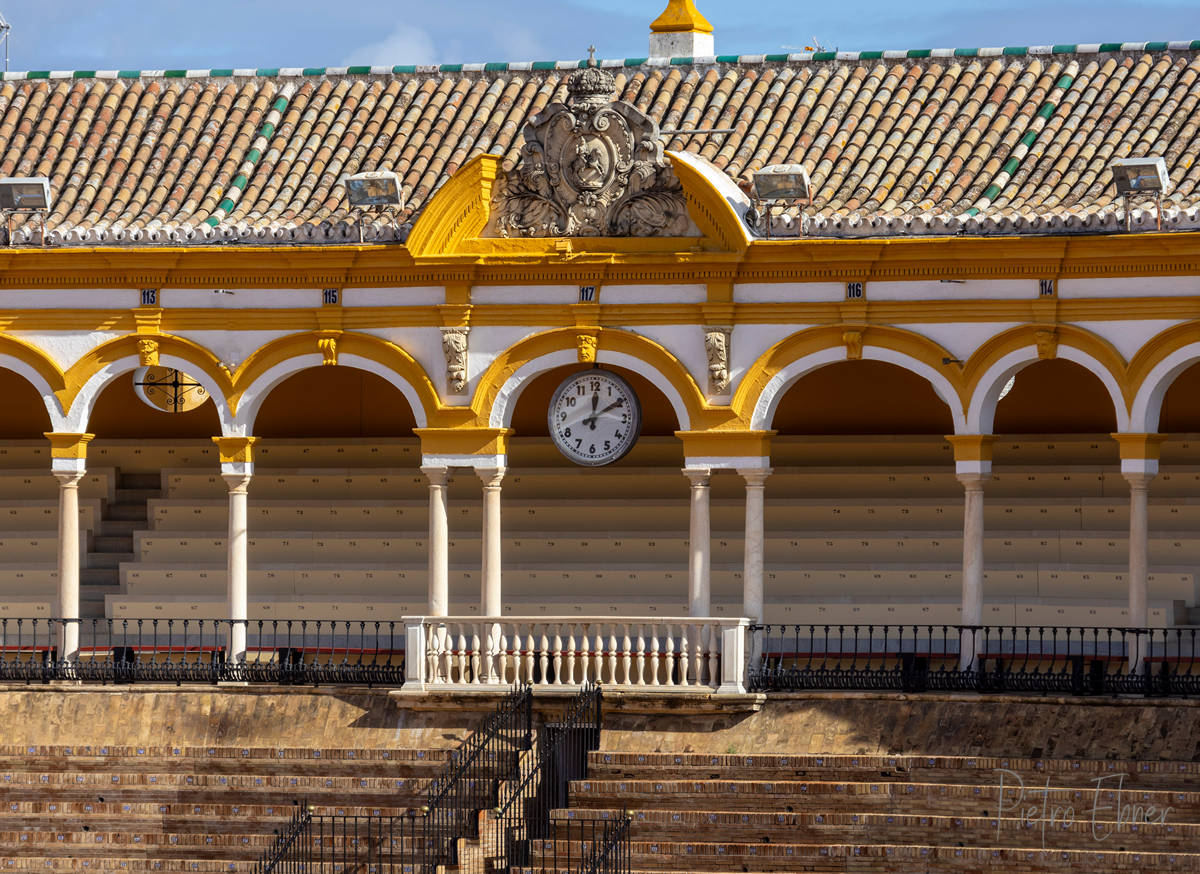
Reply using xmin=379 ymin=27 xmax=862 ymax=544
xmin=503 ymin=363 xmax=690 ymax=615
xmin=762 ymin=360 xmax=960 ymax=620
xmin=1159 ymin=360 xmax=1200 ymax=433
xmin=0 ymin=368 xmax=52 ymax=439
xmin=88 ymin=371 xmax=222 ymax=439
xmin=253 ymin=366 xmax=417 ymax=438
xmin=992 ymin=359 xmax=1118 ymax=435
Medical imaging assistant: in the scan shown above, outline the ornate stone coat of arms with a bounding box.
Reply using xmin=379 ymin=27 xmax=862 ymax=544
xmin=487 ymin=66 xmax=697 ymax=238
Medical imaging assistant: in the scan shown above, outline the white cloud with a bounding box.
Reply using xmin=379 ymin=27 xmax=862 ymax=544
xmin=342 ymin=22 xmax=437 ymax=67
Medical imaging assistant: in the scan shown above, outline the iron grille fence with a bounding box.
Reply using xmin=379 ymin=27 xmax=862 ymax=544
xmin=0 ymin=618 xmax=404 ymax=685
xmin=749 ymin=624 xmax=1200 ymax=696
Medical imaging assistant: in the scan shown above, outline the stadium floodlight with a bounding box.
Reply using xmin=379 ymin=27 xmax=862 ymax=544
xmin=1111 ymin=156 xmax=1169 ymax=231
xmin=1111 ymin=157 xmax=1169 ymax=195
xmin=0 ymin=177 xmax=52 ymax=210
xmin=342 ymin=171 xmax=402 ymax=208
xmin=751 ymin=164 xmax=811 ymax=201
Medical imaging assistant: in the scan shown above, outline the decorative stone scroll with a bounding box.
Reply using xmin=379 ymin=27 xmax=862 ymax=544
xmin=843 ymin=330 xmax=864 ymax=361
xmin=704 ymin=327 xmax=731 ymax=395
xmin=488 ymin=66 xmax=697 ymax=238
xmin=317 ymin=335 xmax=338 ymax=366
xmin=441 ymin=327 xmax=470 ymax=394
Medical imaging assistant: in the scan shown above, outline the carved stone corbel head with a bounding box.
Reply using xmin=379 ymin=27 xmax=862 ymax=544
xmin=703 ymin=326 xmax=732 ymax=395
xmin=136 ymin=338 xmax=160 ymax=367
xmin=577 ymin=333 xmax=598 ymax=364
xmin=1035 ymin=329 xmax=1058 ymax=360
xmin=440 ymin=327 xmax=470 ymax=395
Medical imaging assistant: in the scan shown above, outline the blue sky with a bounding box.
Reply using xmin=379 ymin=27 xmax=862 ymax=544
xmin=6 ymin=0 xmax=1200 ymax=70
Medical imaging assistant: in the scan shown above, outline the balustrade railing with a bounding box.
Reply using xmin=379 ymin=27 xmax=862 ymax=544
xmin=407 ymin=617 xmax=749 ymax=692
xmin=0 ymin=618 xmax=404 ymax=685
xmin=750 ymin=623 xmax=1200 ymax=696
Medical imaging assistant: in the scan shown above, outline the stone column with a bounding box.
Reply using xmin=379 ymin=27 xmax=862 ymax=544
xmin=948 ymin=435 xmax=994 ymax=672
xmin=46 ymin=433 xmax=93 ymax=667
xmin=422 ymin=466 xmax=450 ymax=617
xmin=213 ymin=437 xmax=258 ymax=669
xmin=685 ymin=468 xmax=712 ymax=618
xmin=1113 ymin=433 xmax=1166 ymax=674
xmin=737 ymin=468 xmax=771 ymax=624
xmin=477 ymin=467 xmax=505 ymax=616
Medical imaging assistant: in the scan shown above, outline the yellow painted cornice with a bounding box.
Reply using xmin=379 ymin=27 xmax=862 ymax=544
xmin=45 ymin=433 xmax=94 ymax=459
xmin=4 ymin=231 xmax=1200 ymax=289
xmin=1112 ymin=432 xmax=1168 ymax=460
xmin=212 ymin=436 xmax=260 ymax=465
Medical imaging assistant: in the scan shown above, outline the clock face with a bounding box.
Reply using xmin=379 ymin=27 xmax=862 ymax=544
xmin=548 ymin=370 xmax=642 ymax=466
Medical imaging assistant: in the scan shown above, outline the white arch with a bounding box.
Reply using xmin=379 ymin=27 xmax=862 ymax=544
xmin=233 ymin=353 xmax=430 ymax=435
xmin=749 ymin=345 xmax=967 ymax=433
xmin=0 ymin=354 xmax=67 ymax=429
xmin=1130 ymin=341 xmax=1200 ymax=433
xmin=63 ymin=354 xmax=236 ymax=435
xmin=967 ymin=345 xmax=1129 ymax=434
xmin=488 ymin=348 xmax=692 ymax=431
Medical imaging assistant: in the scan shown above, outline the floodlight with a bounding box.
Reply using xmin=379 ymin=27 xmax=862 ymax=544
xmin=1111 ymin=157 xmax=1169 ymax=195
xmin=752 ymin=164 xmax=811 ymax=201
xmin=342 ymin=171 xmax=402 ymax=208
xmin=0 ymin=177 xmax=51 ymax=210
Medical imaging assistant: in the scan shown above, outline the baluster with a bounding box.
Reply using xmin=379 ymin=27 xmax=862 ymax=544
xmin=663 ymin=624 xmax=675 ymax=687
xmin=579 ymin=623 xmax=591 ymax=684
xmin=470 ymin=626 xmax=481 ymax=685
xmin=425 ymin=622 xmax=438 ymax=685
xmin=621 ymin=624 xmax=632 ymax=685
xmin=524 ymin=630 xmax=536 ymax=684
xmin=649 ymin=626 xmax=661 ymax=686
xmin=566 ymin=624 xmax=578 ymax=686
xmin=456 ymin=625 xmax=468 ymax=683
xmin=706 ymin=624 xmax=720 ymax=687
xmin=539 ymin=627 xmax=550 ymax=685
xmin=692 ymin=623 xmax=705 ymax=685
xmin=679 ymin=624 xmax=690 ymax=687
xmin=496 ymin=624 xmax=509 ymax=684
xmin=553 ymin=625 xmax=564 ymax=685
xmin=634 ymin=625 xmax=646 ymax=685
xmin=606 ymin=628 xmax=618 ymax=684
xmin=597 ymin=629 xmax=609 ymax=684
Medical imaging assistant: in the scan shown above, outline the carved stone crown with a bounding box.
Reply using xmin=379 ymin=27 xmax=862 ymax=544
xmin=566 ymin=66 xmax=617 ymax=109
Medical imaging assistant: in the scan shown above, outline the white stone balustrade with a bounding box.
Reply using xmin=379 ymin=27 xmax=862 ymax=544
xmin=403 ymin=616 xmax=749 ymax=694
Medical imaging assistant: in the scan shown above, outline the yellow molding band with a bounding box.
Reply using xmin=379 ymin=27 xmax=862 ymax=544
xmin=44 ymin=433 xmax=95 ymax=459
xmin=212 ymin=436 xmax=260 ymax=465
xmin=675 ymin=430 xmax=775 ymax=458
xmin=413 ymin=427 xmax=513 ymax=457
xmin=1111 ymin=433 xmax=1168 ymax=461
xmin=946 ymin=434 xmax=996 ymax=462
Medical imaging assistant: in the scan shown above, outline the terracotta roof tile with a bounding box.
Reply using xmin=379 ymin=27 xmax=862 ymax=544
xmin=3 ymin=46 xmax=1200 ymax=243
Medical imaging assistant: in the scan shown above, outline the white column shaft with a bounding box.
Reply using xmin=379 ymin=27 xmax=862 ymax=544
xmin=55 ymin=473 xmax=83 ymax=663
xmin=424 ymin=467 xmax=450 ymax=617
xmin=687 ymin=470 xmax=712 ymax=618
xmin=739 ymin=469 xmax=771 ymax=623
xmin=224 ymin=475 xmax=251 ymax=664
xmin=479 ymin=468 xmax=505 ymax=616
xmin=1127 ymin=475 xmax=1152 ymax=629
xmin=957 ymin=473 xmax=987 ymax=671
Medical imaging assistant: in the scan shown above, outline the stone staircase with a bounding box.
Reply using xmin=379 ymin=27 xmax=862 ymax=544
xmin=518 ymin=750 xmax=1200 ymax=872
xmin=82 ymin=472 xmax=160 ymax=617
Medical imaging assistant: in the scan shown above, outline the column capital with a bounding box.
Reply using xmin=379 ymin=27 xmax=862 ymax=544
xmin=1113 ymin=432 xmax=1167 ymax=477
xmin=45 ymin=432 xmax=94 ymax=477
xmin=956 ymin=471 xmax=989 ymax=491
xmin=737 ymin=467 xmax=773 ymax=487
xmin=421 ymin=465 xmax=450 ymax=486
xmin=213 ymin=436 xmax=259 ymax=479
xmin=476 ymin=466 xmax=506 ymax=488
xmin=947 ymin=434 xmax=995 ymax=477
xmin=683 ymin=466 xmax=712 ymax=486
xmin=1122 ymin=470 xmax=1155 ymax=490
xmin=221 ymin=472 xmax=252 ymax=494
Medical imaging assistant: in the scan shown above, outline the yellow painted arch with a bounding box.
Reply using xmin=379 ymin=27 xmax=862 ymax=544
xmin=0 ymin=333 xmax=67 ymax=402
xmin=732 ymin=324 xmax=966 ymax=426
xmin=472 ymin=326 xmax=730 ymax=431
xmin=964 ymin=323 xmax=1131 ymax=409
xmin=1128 ymin=319 xmax=1200 ymax=396
xmin=229 ymin=330 xmax=446 ymax=425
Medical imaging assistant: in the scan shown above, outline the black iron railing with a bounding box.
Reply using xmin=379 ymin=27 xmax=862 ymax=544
xmin=494 ymin=684 xmax=606 ymax=871
xmin=530 ymin=813 xmax=632 ymax=874
xmin=0 ymin=618 xmax=405 ymax=685
xmin=252 ymin=804 xmax=313 ymax=873
xmin=749 ymin=624 xmax=1200 ymax=696
xmin=254 ymin=684 xmax=533 ymax=874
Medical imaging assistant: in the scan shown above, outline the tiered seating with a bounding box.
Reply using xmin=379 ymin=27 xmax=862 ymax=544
xmin=0 ymin=468 xmax=112 ymax=618
xmin=0 ymin=742 xmax=449 ymax=872
xmin=95 ymin=435 xmax=1198 ymax=625
xmin=532 ymin=750 xmax=1200 ymax=872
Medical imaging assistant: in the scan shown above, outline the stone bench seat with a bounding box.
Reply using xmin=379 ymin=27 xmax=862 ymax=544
xmin=163 ymin=468 xmax=428 ymax=499
xmin=0 ymin=499 xmax=101 ymax=532
xmin=0 ymin=468 xmax=115 ymax=502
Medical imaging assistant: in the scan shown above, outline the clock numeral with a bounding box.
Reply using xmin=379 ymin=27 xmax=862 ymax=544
xmin=563 ymin=428 xmax=572 ymax=438
xmin=566 ymin=396 xmax=576 ymax=407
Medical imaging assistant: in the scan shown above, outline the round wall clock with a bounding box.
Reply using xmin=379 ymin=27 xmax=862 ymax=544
xmin=548 ymin=369 xmax=642 ymax=466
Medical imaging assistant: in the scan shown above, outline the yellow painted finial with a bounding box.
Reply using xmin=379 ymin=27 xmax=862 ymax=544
xmin=650 ymin=0 xmax=713 ymax=34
